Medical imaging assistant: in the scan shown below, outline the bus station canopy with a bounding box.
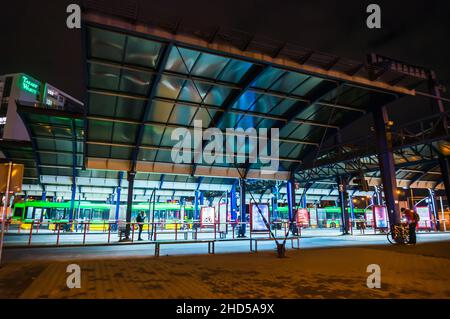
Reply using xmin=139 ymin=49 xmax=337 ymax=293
xmin=1 ymin=6 xmax=446 ymax=202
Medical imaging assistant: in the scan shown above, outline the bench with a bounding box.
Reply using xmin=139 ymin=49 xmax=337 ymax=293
xmin=250 ymin=236 xmax=300 ymax=252
xmin=154 ymin=239 xmax=215 ymax=257
xmin=153 ymin=230 xmax=190 ymax=241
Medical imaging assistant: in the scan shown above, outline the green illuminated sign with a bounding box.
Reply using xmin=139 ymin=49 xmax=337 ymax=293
xmin=18 ymin=75 xmax=41 ymax=96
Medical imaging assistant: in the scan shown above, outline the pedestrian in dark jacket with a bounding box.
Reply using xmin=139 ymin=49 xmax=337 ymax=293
xmin=136 ymin=211 xmax=146 ymax=241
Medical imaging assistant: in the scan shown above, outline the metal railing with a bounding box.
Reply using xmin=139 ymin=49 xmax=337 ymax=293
xmin=1 ymin=218 xmax=445 ymax=247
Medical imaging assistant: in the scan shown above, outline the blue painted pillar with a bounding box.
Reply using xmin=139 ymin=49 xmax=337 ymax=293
xmin=115 ymin=171 xmax=123 ymax=222
xmin=69 ymin=179 xmax=76 ymax=222
xmin=373 ymin=105 xmax=400 ymax=228
xmin=301 ymin=193 xmax=307 ymax=209
xmin=238 ymin=179 xmax=247 ymax=236
xmin=124 ymin=171 xmax=136 ymax=239
xmin=230 ymin=183 xmax=237 ymax=221
xmin=287 ymin=178 xmax=295 ymax=222
xmin=42 ymin=191 xmax=46 ymax=201
xmin=271 ymin=186 xmax=278 ymax=220
xmin=199 ymin=192 xmax=204 ymax=205
xmin=194 ymin=190 xmax=200 ymax=220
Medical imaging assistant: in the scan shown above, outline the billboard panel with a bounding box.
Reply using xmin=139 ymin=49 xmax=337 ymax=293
xmin=200 ymin=206 xmax=215 ymax=227
xmin=415 ymin=206 xmax=432 ymax=230
xmin=372 ymin=205 xmax=388 ymax=229
xmin=217 ymin=203 xmax=228 ymax=233
xmin=296 ymin=208 xmax=310 ymax=227
xmin=250 ymin=203 xmax=270 ymax=232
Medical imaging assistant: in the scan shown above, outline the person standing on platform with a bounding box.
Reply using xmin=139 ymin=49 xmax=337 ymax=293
xmin=136 ymin=210 xmax=146 ymax=241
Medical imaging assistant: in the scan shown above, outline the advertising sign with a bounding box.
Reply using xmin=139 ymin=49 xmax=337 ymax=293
xmin=296 ymin=208 xmax=310 ymax=227
xmin=217 ymin=203 xmax=228 ymax=233
xmin=250 ymin=203 xmax=270 ymax=232
xmin=200 ymin=207 xmax=215 ymax=227
xmin=372 ymin=205 xmax=388 ymax=229
xmin=365 ymin=209 xmax=374 ymax=226
xmin=415 ymin=206 xmax=432 ymax=230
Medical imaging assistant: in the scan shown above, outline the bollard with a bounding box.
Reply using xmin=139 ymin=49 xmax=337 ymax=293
xmin=28 ymin=222 xmax=34 ymax=246
xmin=276 ymin=242 xmax=286 ymax=258
xmin=175 ymin=222 xmax=178 ymax=240
xmin=56 ymin=223 xmax=61 ymax=245
xmin=83 ymin=222 xmax=87 ymax=245
xmin=108 ymin=223 xmax=111 ymax=243
xmin=131 ymin=223 xmax=135 ymax=242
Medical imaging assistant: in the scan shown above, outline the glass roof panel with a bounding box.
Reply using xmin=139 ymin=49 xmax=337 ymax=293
xmin=155 ymin=149 xmax=175 ymax=163
xmin=87 ymin=144 xmax=109 ymax=158
xmin=292 ymin=77 xmax=323 ymax=96
xmin=251 ymin=67 xmax=285 ymax=89
xmin=270 ymin=72 xmax=309 ymax=93
xmin=249 ymin=95 xmax=282 ymax=114
xmin=146 ymin=100 xmax=174 ymax=123
xmin=88 ymin=120 xmax=113 ymax=141
xmin=89 ymin=28 xmax=126 ymax=62
xmin=268 ymin=99 xmax=296 ymax=116
xmin=190 ymin=53 xmax=229 ymax=79
xmin=165 ymin=47 xmax=201 ymax=74
xmin=191 ymin=108 xmax=217 ymax=127
xmin=141 ymin=126 xmax=165 ymax=145
xmin=138 ymin=148 xmax=157 ymax=161
xmin=218 ymin=59 xmax=253 ymax=83
xmin=124 ymin=35 xmax=162 ymax=68
xmin=110 ymin=146 xmax=132 ymax=159
xmin=155 ymin=75 xmax=184 ymax=99
xmin=88 ymin=93 xmax=117 ymax=118
xmin=168 ymin=105 xmax=196 ymax=126
xmin=231 ymin=91 xmax=260 ymax=111
xmin=115 ymin=97 xmax=146 ymax=120
xmin=203 ymin=86 xmax=233 ymax=106
xmin=119 ymin=69 xmax=152 ymax=95
xmin=111 ymin=123 xmax=138 ymax=144
xmin=178 ymin=81 xmax=209 ymax=103
xmin=89 ymin=63 xmax=120 ymax=91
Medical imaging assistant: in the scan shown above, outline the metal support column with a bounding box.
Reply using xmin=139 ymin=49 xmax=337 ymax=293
xmin=337 ymin=176 xmax=349 ymax=234
xmin=115 ymin=171 xmax=123 ymax=224
xmin=124 ymin=171 xmax=136 ymax=240
xmin=238 ymin=179 xmax=246 ymax=237
xmin=199 ymin=192 xmax=204 ymax=205
xmin=194 ymin=190 xmax=200 ymax=220
xmin=438 ymin=155 xmax=450 ymax=207
xmin=349 ymin=196 xmax=355 ymax=221
xmin=287 ymin=177 xmax=297 ymax=235
xmin=428 ymin=188 xmax=440 ymax=231
xmin=230 ymin=183 xmax=237 ymax=221
xmin=69 ymin=178 xmax=76 ymax=222
xmin=286 ymin=178 xmax=295 ymax=222
xmin=372 ymin=106 xmax=400 ymax=228
xmin=271 ymin=185 xmax=278 ymax=220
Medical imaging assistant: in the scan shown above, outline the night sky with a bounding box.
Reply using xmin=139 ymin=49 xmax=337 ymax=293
xmin=1 ymin=0 xmax=449 ymax=137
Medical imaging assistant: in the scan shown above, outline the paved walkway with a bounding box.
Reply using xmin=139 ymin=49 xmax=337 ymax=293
xmin=1 ymin=238 xmax=449 ymax=298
